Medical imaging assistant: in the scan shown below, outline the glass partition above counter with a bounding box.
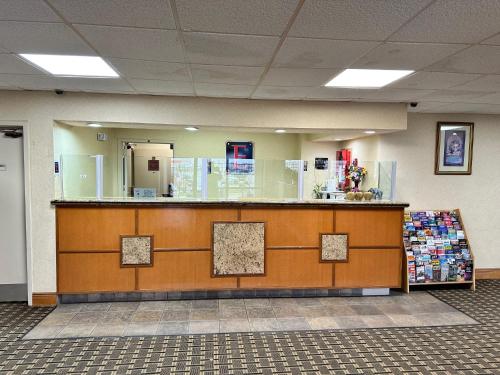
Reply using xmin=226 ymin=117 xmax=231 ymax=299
xmin=55 ymin=155 xmax=396 ymax=202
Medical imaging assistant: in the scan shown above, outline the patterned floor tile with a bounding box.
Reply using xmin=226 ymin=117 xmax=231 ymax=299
xmin=1 ymin=281 xmax=498 ymax=374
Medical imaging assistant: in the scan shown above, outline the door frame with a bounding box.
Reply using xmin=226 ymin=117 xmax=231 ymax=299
xmin=0 ymin=120 xmax=32 ymax=305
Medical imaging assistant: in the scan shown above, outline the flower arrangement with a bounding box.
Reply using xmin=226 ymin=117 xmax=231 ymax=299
xmin=347 ymin=158 xmax=367 ymax=192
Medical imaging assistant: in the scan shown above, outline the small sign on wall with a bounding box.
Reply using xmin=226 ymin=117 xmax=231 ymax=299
xmin=148 ymin=158 xmax=159 ymax=171
xmin=315 ymin=157 xmax=329 ymax=170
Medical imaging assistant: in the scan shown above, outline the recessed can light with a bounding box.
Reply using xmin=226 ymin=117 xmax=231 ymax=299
xmin=19 ymin=54 xmax=119 ymax=77
xmin=88 ymin=123 xmax=102 ymax=128
xmin=185 ymin=127 xmax=199 ymax=131
xmin=325 ymin=69 xmax=414 ymax=88
xmin=275 ymin=129 xmax=286 ymax=133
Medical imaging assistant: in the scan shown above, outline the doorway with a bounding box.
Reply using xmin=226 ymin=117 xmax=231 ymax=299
xmin=0 ymin=127 xmax=27 ymax=301
xmin=123 ymin=142 xmax=174 ymax=197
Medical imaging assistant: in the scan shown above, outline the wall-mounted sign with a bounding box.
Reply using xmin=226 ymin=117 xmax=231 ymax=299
xmin=148 ymin=158 xmax=159 ymax=171
xmin=226 ymin=141 xmax=254 ymax=174
xmin=315 ymin=157 xmax=329 ymax=170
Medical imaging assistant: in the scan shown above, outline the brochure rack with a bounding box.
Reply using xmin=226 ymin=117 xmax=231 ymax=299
xmin=402 ymin=209 xmax=475 ymax=293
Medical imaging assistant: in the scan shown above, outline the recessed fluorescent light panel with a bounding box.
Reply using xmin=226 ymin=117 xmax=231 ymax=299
xmin=185 ymin=127 xmax=199 ymax=131
xmin=275 ymin=129 xmax=286 ymax=133
xmin=88 ymin=123 xmax=102 ymax=128
xmin=19 ymin=54 xmax=119 ymax=77
xmin=364 ymin=130 xmax=376 ymax=134
xmin=325 ymin=69 xmax=413 ymax=88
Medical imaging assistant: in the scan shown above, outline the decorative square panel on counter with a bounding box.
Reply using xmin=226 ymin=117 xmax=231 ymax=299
xmin=212 ymin=222 xmax=265 ymax=276
xmin=120 ymin=235 xmax=153 ymax=267
xmin=320 ymin=233 xmax=349 ymax=262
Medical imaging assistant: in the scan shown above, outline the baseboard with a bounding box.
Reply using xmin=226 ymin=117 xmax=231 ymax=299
xmin=0 ymin=284 xmax=27 ymax=302
xmin=32 ymin=293 xmax=58 ymax=307
xmin=476 ymin=268 xmax=500 ymax=280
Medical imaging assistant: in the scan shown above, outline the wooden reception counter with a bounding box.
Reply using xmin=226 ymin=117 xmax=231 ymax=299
xmin=52 ymin=199 xmax=409 ymax=298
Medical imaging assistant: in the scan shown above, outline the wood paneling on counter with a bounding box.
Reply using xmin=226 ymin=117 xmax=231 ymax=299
xmin=138 ymin=208 xmax=238 ymax=249
xmin=334 ymin=249 xmax=402 ymax=288
xmin=240 ymin=208 xmax=334 ymax=247
xmin=239 ymin=249 xmax=332 ymax=288
xmin=58 ymin=253 xmax=135 ymax=293
xmin=138 ymin=251 xmax=237 ymax=290
xmin=335 ymin=209 xmax=401 ymax=248
xmin=58 ymin=208 xmax=135 ymax=251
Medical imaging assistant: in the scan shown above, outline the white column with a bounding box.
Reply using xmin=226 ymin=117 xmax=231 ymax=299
xmin=201 ymin=158 xmax=209 ymax=200
xmin=297 ymin=160 xmax=305 ymax=200
xmin=94 ymin=154 xmax=104 ymax=199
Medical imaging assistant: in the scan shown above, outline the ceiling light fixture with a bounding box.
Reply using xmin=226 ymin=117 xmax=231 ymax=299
xmin=185 ymin=127 xmax=199 ymax=131
xmin=88 ymin=123 xmax=102 ymax=128
xmin=19 ymin=54 xmax=119 ymax=77
xmin=364 ymin=130 xmax=376 ymax=134
xmin=334 ymin=138 xmax=343 ymax=141
xmin=275 ymin=129 xmax=286 ymax=133
xmin=325 ymin=69 xmax=413 ymax=88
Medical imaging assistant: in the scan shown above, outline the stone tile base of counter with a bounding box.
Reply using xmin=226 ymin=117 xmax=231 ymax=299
xmin=24 ymin=291 xmax=477 ymax=339
xmin=59 ymin=288 xmax=391 ymax=304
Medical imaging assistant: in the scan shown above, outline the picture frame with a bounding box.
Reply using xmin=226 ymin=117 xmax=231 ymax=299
xmin=435 ymin=122 xmax=474 ymax=175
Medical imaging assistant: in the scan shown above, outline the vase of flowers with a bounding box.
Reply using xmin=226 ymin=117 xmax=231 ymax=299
xmin=347 ymin=158 xmax=367 ymax=192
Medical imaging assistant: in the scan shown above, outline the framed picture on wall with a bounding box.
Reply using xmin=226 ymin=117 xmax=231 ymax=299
xmin=435 ymin=122 xmax=474 ymax=175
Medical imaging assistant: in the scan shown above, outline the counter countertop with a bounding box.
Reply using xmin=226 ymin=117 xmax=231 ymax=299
xmin=51 ymin=198 xmax=409 ymax=208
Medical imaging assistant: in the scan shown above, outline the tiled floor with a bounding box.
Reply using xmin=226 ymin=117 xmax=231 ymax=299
xmin=23 ymin=291 xmax=476 ymax=339
xmin=1 ymin=281 xmax=499 ymax=374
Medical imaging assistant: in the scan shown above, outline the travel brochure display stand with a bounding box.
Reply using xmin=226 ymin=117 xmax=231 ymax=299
xmin=402 ymin=209 xmax=475 ymax=293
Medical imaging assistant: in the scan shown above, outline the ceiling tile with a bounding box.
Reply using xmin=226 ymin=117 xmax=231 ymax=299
xmin=0 ymin=22 xmax=94 ymax=54
xmin=191 ymin=65 xmax=264 ymax=85
xmin=289 ymin=0 xmax=432 ymax=40
xmin=261 ymin=68 xmax=338 ymax=87
xmin=305 ymin=87 xmax=372 ymax=100
xmin=0 ymin=54 xmax=46 ymax=74
xmin=449 ymin=75 xmax=500 ymax=92
xmin=53 ymin=77 xmax=135 ymax=93
xmin=76 ymin=25 xmax=184 ymax=62
xmin=360 ymin=88 xmax=435 ymax=101
xmin=430 ymin=102 xmax=500 ymax=114
xmin=177 ymin=0 xmax=298 ymax=36
xmin=0 ymin=73 xmax=135 ymax=93
xmin=464 ymin=92 xmax=500 ymax=104
xmin=252 ymin=86 xmax=314 ymax=100
xmin=351 ymin=42 xmax=467 ymax=70
xmin=390 ymin=0 xmax=500 ymax=43
xmin=390 ymin=72 xmax=481 ymax=90
xmin=48 ymin=0 xmax=175 ymax=29
xmin=195 ymin=83 xmax=254 ymax=98
xmin=0 ymin=0 xmax=60 ymax=22
xmin=129 ymin=79 xmax=194 ymax=95
xmin=273 ymin=38 xmax=377 ymax=69
xmin=426 ymin=45 xmax=500 ymax=74
xmin=407 ymin=101 xmax=449 ymax=112
xmin=420 ymin=89 xmax=493 ymax=102
xmin=184 ymin=32 xmax=279 ymax=66
xmin=108 ymin=58 xmax=190 ymax=81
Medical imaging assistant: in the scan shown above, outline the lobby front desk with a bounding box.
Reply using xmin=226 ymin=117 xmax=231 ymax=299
xmin=52 ymin=199 xmax=409 ymax=300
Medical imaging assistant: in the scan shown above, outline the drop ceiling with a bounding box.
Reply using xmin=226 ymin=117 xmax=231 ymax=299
xmin=2 ymin=0 xmax=500 ymax=113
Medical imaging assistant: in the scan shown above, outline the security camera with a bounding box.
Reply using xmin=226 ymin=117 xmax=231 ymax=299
xmin=54 ymin=89 xmax=64 ymax=95
xmin=410 ymin=102 xmax=418 ymax=108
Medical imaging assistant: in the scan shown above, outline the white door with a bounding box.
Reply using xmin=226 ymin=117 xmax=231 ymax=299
xmin=0 ymin=131 xmax=27 ymax=301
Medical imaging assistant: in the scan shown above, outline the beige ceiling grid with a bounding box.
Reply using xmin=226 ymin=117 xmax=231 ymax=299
xmin=1 ymin=0 xmax=500 ymax=113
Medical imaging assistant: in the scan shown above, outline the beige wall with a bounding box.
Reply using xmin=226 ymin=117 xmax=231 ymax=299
xmin=342 ymin=113 xmax=500 ymax=269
